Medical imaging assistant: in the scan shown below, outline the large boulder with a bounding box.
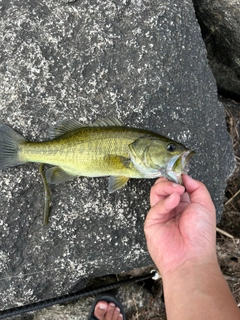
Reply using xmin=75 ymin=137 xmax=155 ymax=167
xmin=193 ymin=0 xmax=240 ymax=99
xmin=0 ymin=0 xmax=234 ymax=312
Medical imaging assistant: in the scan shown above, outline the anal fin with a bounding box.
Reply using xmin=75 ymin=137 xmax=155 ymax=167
xmin=46 ymin=166 xmax=77 ymax=184
xmin=108 ymin=176 xmax=129 ymax=193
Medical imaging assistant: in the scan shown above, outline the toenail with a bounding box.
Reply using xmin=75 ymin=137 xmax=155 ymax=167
xmin=109 ymin=302 xmax=115 ymax=307
xmin=98 ymin=302 xmax=107 ymax=310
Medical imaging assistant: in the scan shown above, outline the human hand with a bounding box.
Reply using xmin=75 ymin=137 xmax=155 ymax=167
xmin=144 ymin=175 xmax=217 ymax=276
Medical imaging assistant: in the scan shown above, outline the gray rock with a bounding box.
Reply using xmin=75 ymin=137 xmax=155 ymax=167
xmin=0 ymin=0 xmax=234 ymax=314
xmin=193 ymin=0 xmax=240 ymax=99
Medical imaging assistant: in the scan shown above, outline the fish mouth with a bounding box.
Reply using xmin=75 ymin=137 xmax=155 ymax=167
xmin=179 ymin=150 xmax=195 ymax=173
xmin=166 ymin=150 xmax=195 ymax=183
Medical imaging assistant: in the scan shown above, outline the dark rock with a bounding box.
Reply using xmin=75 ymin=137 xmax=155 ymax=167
xmin=32 ymin=279 xmax=164 ymax=320
xmin=0 ymin=0 xmax=235 ymax=313
xmin=193 ymin=0 xmax=240 ymax=100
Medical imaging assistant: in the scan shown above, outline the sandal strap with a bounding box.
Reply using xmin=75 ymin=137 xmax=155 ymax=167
xmin=88 ymin=316 xmax=99 ymax=320
xmin=87 ymin=294 xmax=126 ymax=320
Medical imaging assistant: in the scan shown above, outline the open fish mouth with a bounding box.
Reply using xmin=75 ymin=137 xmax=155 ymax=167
xmin=166 ymin=150 xmax=195 ymax=183
xmin=179 ymin=150 xmax=195 ymax=173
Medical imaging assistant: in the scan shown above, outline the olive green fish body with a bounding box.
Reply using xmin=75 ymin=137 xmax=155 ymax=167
xmin=0 ymin=118 xmax=195 ymax=192
xmin=19 ymin=127 xmax=144 ymax=178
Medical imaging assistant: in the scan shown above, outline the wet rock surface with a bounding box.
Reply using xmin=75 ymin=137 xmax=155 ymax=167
xmin=0 ymin=0 xmax=234 ymax=316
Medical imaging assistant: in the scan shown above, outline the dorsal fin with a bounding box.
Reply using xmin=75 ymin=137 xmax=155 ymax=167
xmin=92 ymin=117 xmax=124 ymax=127
xmin=48 ymin=117 xmax=124 ymax=139
xmin=48 ymin=119 xmax=85 ymax=139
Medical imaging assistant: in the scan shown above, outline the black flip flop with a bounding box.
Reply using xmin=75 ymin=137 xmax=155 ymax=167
xmin=88 ymin=294 xmax=126 ymax=320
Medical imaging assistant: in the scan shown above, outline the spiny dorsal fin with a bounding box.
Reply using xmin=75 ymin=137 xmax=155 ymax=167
xmin=48 ymin=117 xmax=124 ymax=139
xmin=92 ymin=117 xmax=124 ymax=127
xmin=48 ymin=119 xmax=85 ymax=139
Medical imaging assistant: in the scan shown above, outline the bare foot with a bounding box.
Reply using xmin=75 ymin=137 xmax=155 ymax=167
xmin=94 ymin=301 xmax=123 ymax=320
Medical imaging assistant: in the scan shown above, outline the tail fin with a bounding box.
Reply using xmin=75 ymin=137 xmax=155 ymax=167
xmin=0 ymin=124 xmax=27 ymax=170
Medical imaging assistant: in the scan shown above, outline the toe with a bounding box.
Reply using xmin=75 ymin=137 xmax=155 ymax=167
xmin=105 ymin=302 xmax=116 ymax=320
xmin=94 ymin=301 xmax=108 ymax=320
xmin=112 ymin=306 xmax=123 ymax=320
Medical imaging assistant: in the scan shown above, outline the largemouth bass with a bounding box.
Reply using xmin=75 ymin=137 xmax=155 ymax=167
xmin=0 ymin=118 xmax=195 ymax=192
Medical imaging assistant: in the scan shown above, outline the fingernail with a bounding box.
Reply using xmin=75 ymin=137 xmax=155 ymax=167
xmin=172 ymin=183 xmax=179 ymax=188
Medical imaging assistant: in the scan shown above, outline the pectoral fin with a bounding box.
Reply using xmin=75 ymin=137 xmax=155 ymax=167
xmin=104 ymin=154 xmax=131 ymax=169
xmin=108 ymin=176 xmax=129 ymax=193
xmin=46 ymin=166 xmax=77 ymax=184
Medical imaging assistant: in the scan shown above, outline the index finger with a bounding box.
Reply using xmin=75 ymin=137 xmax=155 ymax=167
xmin=150 ymin=179 xmax=185 ymax=207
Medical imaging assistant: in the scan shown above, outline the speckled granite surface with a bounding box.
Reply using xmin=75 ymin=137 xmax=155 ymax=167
xmin=0 ymin=0 xmax=234 ymax=312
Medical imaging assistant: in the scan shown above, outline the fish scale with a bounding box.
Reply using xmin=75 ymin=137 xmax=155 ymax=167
xmin=0 ymin=118 xmax=195 ymax=192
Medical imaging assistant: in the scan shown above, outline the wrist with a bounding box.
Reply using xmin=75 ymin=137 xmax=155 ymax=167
xmin=159 ymin=254 xmax=219 ymax=280
xmin=160 ymin=256 xmax=240 ymax=320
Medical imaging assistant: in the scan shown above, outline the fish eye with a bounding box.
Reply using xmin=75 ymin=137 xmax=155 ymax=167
xmin=167 ymin=143 xmax=177 ymax=152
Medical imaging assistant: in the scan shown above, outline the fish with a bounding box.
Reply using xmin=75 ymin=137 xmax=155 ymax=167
xmin=0 ymin=118 xmax=195 ymax=192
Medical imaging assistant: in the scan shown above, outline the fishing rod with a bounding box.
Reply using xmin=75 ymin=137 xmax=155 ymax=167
xmin=0 ymin=270 xmax=160 ymax=319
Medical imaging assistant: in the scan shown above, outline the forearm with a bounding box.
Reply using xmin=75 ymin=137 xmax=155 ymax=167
xmin=161 ymin=259 xmax=240 ymax=320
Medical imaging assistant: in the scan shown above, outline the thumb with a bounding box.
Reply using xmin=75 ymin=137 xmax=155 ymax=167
xmin=182 ymin=175 xmax=215 ymax=212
